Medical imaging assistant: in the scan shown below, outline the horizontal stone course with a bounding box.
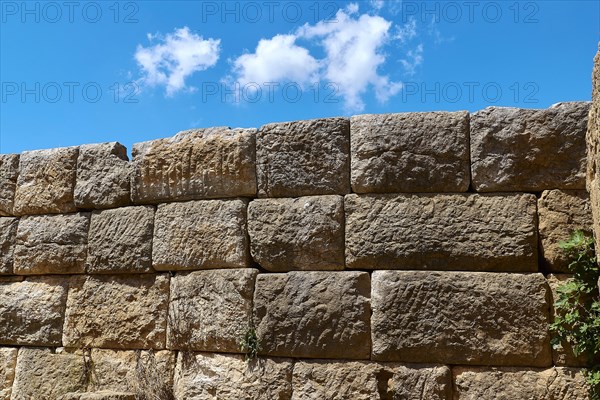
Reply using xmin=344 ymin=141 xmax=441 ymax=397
xmin=0 ymin=154 xmax=19 ymax=216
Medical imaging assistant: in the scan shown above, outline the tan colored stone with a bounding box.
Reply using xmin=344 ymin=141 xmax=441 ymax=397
xmin=257 ymin=118 xmax=350 ymax=197
xmin=345 ymin=193 xmax=538 ymax=271
xmin=75 ymin=142 xmax=132 ymax=209
xmin=254 ymin=271 xmax=371 ymax=359
xmin=587 ymin=44 xmax=600 ymax=257
xmin=63 ymin=274 xmax=169 ymax=349
xmin=13 ymin=146 xmax=78 ymax=215
xmin=0 ymin=218 xmax=17 ymax=275
xmin=351 ymin=111 xmax=470 ymax=193
xmin=0 ymin=348 xmax=17 ymax=400
xmin=131 ymin=128 xmax=256 ymax=203
xmin=59 ymin=392 xmax=136 ymax=400
xmin=168 ymin=269 xmax=257 ymax=352
xmin=453 ymin=367 xmax=589 ymax=399
xmin=13 ymin=213 xmax=90 ymax=275
xmin=153 ymin=200 xmax=249 ymax=271
xmin=371 ymin=271 xmax=551 ymax=366
xmin=248 ymin=195 xmax=344 ymax=271
xmin=86 ymin=206 xmax=154 ymax=274
xmin=173 ymin=352 xmax=292 ymax=400
xmin=0 ymin=277 xmax=68 ymax=346
xmin=0 ymin=154 xmax=18 ymax=216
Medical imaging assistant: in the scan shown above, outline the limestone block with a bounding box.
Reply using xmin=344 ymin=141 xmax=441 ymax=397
xmin=0 ymin=218 xmax=17 ymax=275
xmin=0 ymin=154 xmax=19 ymax=216
xmin=59 ymin=393 xmax=136 ymax=400
xmin=0 ymin=348 xmax=17 ymax=400
xmin=586 ymin=44 xmax=600 ymax=260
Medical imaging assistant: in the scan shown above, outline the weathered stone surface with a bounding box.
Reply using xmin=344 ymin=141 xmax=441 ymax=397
xmin=254 ymin=271 xmax=371 ymax=359
xmin=256 ymin=118 xmax=350 ymax=197
xmin=131 ymin=127 xmax=256 ymax=203
xmin=0 ymin=277 xmax=68 ymax=346
xmin=13 ymin=146 xmax=79 ymax=215
xmin=0 ymin=218 xmax=17 ymax=275
xmin=248 ymin=195 xmax=344 ymax=271
xmin=0 ymin=154 xmax=18 ymax=216
xmin=153 ymin=200 xmax=249 ymax=271
xmin=587 ymin=44 xmax=600 ymax=255
xmin=59 ymin=392 xmax=136 ymax=400
xmin=86 ymin=206 xmax=154 ymax=274
xmin=168 ymin=269 xmax=257 ymax=352
xmin=351 ymin=111 xmax=470 ymax=193
xmin=0 ymin=347 xmax=17 ymax=400
xmin=13 ymin=213 xmax=90 ymax=275
xmin=292 ymin=361 xmax=451 ymax=400
xmin=539 ymin=190 xmax=592 ymax=272
xmin=63 ymin=274 xmax=169 ymax=349
xmin=173 ymin=352 xmax=292 ymax=400
xmin=75 ymin=142 xmax=132 ymax=209
xmin=471 ymin=102 xmax=590 ymax=192
xmin=453 ymin=367 xmax=590 ymax=399
xmin=371 ymin=271 xmax=551 ymax=366
xmin=345 ymin=193 xmax=538 ymax=271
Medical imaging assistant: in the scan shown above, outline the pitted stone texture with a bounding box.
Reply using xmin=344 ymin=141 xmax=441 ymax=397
xmin=0 ymin=348 xmax=17 ymax=400
xmin=257 ymin=118 xmax=350 ymax=197
xmin=587 ymin=44 xmax=600 ymax=253
xmin=471 ymin=102 xmax=590 ymax=192
xmin=0 ymin=154 xmax=19 ymax=216
xmin=254 ymin=271 xmax=371 ymax=359
xmin=13 ymin=213 xmax=90 ymax=275
xmin=0 ymin=277 xmax=68 ymax=346
xmin=371 ymin=271 xmax=551 ymax=366
xmin=168 ymin=269 xmax=257 ymax=352
xmin=63 ymin=274 xmax=169 ymax=349
xmin=345 ymin=193 xmax=538 ymax=271
xmin=75 ymin=142 xmax=132 ymax=209
xmin=173 ymin=352 xmax=292 ymax=400
xmin=351 ymin=111 xmax=470 ymax=193
xmin=59 ymin=393 xmax=136 ymax=400
xmin=153 ymin=200 xmax=249 ymax=271
xmin=13 ymin=146 xmax=78 ymax=215
xmin=248 ymin=195 xmax=344 ymax=271
xmin=0 ymin=218 xmax=17 ymax=275
xmin=453 ymin=367 xmax=589 ymax=400
xmin=86 ymin=206 xmax=154 ymax=274
xmin=132 ymin=127 xmax=256 ymax=203
xmin=539 ymin=190 xmax=592 ymax=273
xmin=292 ymin=361 xmax=451 ymax=400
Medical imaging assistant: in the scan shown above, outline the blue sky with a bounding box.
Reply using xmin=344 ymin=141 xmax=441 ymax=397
xmin=1 ymin=0 xmax=599 ymax=154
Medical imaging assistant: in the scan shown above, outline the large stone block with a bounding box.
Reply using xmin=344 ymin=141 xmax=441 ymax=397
xmin=248 ymin=195 xmax=344 ymax=271
xmin=0 ymin=154 xmax=18 ymax=216
xmin=75 ymin=142 xmax=132 ymax=209
xmin=153 ymin=200 xmax=249 ymax=271
xmin=86 ymin=206 xmax=154 ymax=274
xmin=371 ymin=271 xmax=552 ymax=366
xmin=453 ymin=367 xmax=589 ymax=399
xmin=0 ymin=218 xmax=17 ymax=275
xmin=13 ymin=146 xmax=79 ymax=215
xmin=254 ymin=271 xmax=371 ymax=359
xmin=351 ymin=111 xmax=470 ymax=193
xmin=471 ymin=102 xmax=590 ymax=192
xmin=0 ymin=347 xmax=17 ymax=400
xmin=345 ymin=193 xmax=538 ymax=271
xmin=256 ymin=118 xmax=350 ymax=197
xmin=63 ymin=274 xmax=169 ymax=349
xmin=173 ymin=352 xmax=292 ymax=400
xmin=131 ymin=128 xmax=256 ymax=203
xmin=168 ymin=269 xmax=257 ymax=352
xmin=13 ymin=213 xmax=90 ymax=275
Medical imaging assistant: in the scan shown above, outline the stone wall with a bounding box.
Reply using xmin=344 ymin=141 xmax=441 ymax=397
xmin=0 ymin=101 xmax=594 ymax=399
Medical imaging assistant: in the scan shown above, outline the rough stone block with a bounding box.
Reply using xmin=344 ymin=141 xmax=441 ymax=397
xmin=586 ymin=45 xmax=600 ymax=245
xmin=351 ymin=111 xmax=470 ymax=193
xmin=173 ymin=352 xmax=292 ymax=400
xmin=13 ymin=213 xmax=90 ymax=275
xmin=131 ymin=128 xmax=256 ymax=203
xmin=63 ymin=274 xmax=169 ymax=349
xmin=13 ymin=146 xmax=79 ymax=215
xmin=0 ymin=277 xmax=69 ymax=346
xmin=248 ymin=195 xmax=344 ymax=271
xmin=86 ymin=206 xmax=154 ymax=274
xmin=168 ymin=269 xmax=257 ymax=352
xmin=254 ymin=271 xmax=371 ymax=359
xmin=59 ymin=392 xmax=136 ymax=400
xmin=453 ymin=367 xmax=589 ymax=399
xmin=75 ymin=142 xmax=132 ymax=209
xmin=153 ymin=200 xmax=249 ymax=271
xmin=0 ymin=218 xmax=17 ymax=275
xmin=345 ymin=193 xmax=538 ymax=271
xmin=0 ymin=154 xmax=19 ymax=216
xmin=471 ymin=102 xmax=590 ymax=192
xmin=0 ymin=347 xmax=17 ymax=400
xmin=371 ymin=271 xmax=551 ymax=366
xmin=256 ymin=118 xmax=350 ymax=197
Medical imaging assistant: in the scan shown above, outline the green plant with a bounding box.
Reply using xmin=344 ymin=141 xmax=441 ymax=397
xmin=550 ymin=230 xmax=600 ymax=398
xmin=239 ymin=326 xmax=260 ymax=362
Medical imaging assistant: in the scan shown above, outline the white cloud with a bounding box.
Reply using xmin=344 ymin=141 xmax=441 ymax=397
xmin=400 ymin=44 xmax=424 ymax=75
xmin=395 ymin=17 xmax=417 ymax=43
xmin=135 ymin=26 xmax=220 ymax=96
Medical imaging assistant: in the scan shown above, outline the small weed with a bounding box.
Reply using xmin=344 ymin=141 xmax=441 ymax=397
xmin=239 ymin=326 xmax=260 ymax=362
